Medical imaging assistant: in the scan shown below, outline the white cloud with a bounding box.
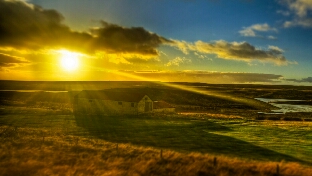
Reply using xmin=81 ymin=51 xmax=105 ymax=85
xmin=267 ymin=35 xmax=277 ymax=40
xmin=194 ymin=52 xmax=207 ymax=59
xmin=239 ymin=23 xmax=278 ymax=37
xmin=283 ymin=18 xmax=312 ymax=28
xmin=285 ymin=0 xmax=312 ymax=17
xmin=159 ymin=51 xmax=168 ymax=56
xmin=251 ymin=23 xmax=278 ymax=32
xmin=170 ymin=40 xmax=293 ymax=66
xmin=284 ymin=21 xmax=294 ymax=27
xmin=239 ymin=28 xmax=256 ymax=37
xmin=277 ymin=10 xmax=291 ymax=16
xmin=268 ymin=45 xmax=284 ymax=52
xmin=171 ymin=40 xmax=189 ymax=54
xmin=280 ymin=0 xmax=312 ymax=28
xmin=165 ymin=57 xmax=191 ymax=66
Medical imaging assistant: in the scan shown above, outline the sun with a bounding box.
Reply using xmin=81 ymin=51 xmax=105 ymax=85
xmin=59 ymin=50 xmax=80 ymax=71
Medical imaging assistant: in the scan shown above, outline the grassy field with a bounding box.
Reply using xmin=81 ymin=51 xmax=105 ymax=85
xmin=76 ymin=113 xmax=312 ymax=164
xmin=1 ymin=82 xmax=312 ymax=175
xmin=1 ymin=105 xmax=312 ymax=175
xmin=2 ymin=125 xmax=311 ymax=176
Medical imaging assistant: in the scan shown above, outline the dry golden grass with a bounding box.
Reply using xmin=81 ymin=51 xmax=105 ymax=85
xmin=179 ymin=112 xmax=244 ymax=119
xmin=0 ymin=126 xmax=311 ymax=176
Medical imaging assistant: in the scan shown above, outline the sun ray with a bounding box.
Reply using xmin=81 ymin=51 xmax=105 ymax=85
xmin=109 ymin=70 xmax=270 ymax=109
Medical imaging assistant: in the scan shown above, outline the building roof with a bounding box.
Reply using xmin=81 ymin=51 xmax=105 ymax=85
xmin=153 ymin=101 xmax=174 ymax=109
xmin=76 ymin=90 xmax=148 ymax=102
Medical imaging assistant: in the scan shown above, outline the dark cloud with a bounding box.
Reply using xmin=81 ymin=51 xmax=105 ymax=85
xmin=286 ymin=77 xmax=312 ymax=83
xmin=0 ymin=53 xmax=29 ymax=69
xmin=0 ymin=0 xmax=76 ymax=49
xmin=0 ymin=0 xmax=170 ymax=55
xmin=91 ymin=21 xmax=172 ymax=55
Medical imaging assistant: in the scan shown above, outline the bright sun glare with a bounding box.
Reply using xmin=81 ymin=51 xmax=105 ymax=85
xmin=59 ymin=50 xmax=80 ymax=71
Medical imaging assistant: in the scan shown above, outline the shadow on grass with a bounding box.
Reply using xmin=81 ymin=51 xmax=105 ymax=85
xmin=75 ymin=114 xmax=310 ymax=165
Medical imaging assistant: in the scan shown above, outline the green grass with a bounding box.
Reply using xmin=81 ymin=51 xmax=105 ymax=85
xmin=1 ymin=107 xmax=312 ymax=175
xmin=1 ymin=106 xmax=311 ymax=165
xmin=74 ymin=114 xmax=312 ymax=165
xmin=2 ymin=125 xmax=311 ymax=176
xmin=211 ymin=120 xmax=312 ymax=163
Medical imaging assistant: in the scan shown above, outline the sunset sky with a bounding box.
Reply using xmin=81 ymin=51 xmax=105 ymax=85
xmin=0 ymin=0 xmax=311 ymax=85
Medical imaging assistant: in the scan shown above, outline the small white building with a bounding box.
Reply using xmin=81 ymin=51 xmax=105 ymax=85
xmin=74 ymin=90 xmax=153 ymax=115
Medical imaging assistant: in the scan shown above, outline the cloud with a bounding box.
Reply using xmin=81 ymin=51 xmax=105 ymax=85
xmin=239 ymin=28 xmax=256 ymax=37
xmin=249 ymin=23 xmax=278 ymax=32
xmin=165 ymin=57 xmax=191 ymax=66
xmin=267 ymin=35 xmax=277 ymax=40
xmin=194 ymin=52 xmax=212 ymax=60
xmin=0 ymin=0 xmax=171 ymax=56
xmin=283 ymin=0 xmax=312 ymax=17
xmin=90 ymin=21 xmax=172 ymax=56
xmin=286 ymin=77 xmax=312 ymax=83
xmin=279 ymin=0 xmax=312 ymax=28
xmin=277 ymin=10 xmax=291 ymax=16
xmin=194 ymin=52 xmax=204 ymax=59
xmin=118 ymin=70 xmax=283 ymax=83
xmin=0 ymin=0 xmax=75 ymax=49
xmin=239 ymin=23 xmax=278 ymax=37
xmin=299 ymin=77 xmax=312 ymax=82
xmin=171 ymin=40 xmax=190 ymax=54
xmin=268 ymin=45 xmax=284 ymax=52
xmin=0 ymin=53 xmax=29 ymax=70
xmin=171 ymin=40 xmax=292 ymax=65
xmin=283 ymin=17 xmax=312 ymax=28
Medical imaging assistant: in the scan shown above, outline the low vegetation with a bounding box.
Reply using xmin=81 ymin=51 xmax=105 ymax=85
xmin=1 ymin=82 xmax=312 ymax=175
xmin=1 ymin=105 xmax=312 ymax=175
xmin=1 ymin=125 xmax=312 ymax=176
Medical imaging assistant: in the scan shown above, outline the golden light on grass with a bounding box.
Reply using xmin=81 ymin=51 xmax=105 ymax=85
xmin=59 ymin=50 xmax=80 ymax=72
xmin=1 ymin=125 xmax=311 ymax=176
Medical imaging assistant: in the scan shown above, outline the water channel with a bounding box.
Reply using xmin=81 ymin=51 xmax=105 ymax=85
xmin=255 ymin=98 xmax=312 ymax=113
